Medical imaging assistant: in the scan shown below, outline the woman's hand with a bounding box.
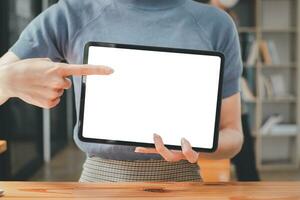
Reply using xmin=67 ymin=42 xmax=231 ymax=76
xmin=0 ymin=58 xmax=113 ymax=108
xmin=135 ymin=134 xmax=199 ymax=163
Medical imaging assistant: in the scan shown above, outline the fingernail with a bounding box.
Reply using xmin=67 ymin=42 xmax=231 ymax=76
xmin=106 ymin=67 xmax=114 ymax=74
xmin=153 ymin=133 xmax=160 ymax=141
xmin=181 ymin=137 xmax=188 ymax=145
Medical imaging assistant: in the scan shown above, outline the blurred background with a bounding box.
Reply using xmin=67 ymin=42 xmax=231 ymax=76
xmin=0 ymin=0 xmax=299 ymax=181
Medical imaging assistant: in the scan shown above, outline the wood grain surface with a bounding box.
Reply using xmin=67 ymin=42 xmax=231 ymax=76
xmin=0 ymin=141 xmax=6 ymax=154
xmin=1 ymin=182 xmax=300 ymax=200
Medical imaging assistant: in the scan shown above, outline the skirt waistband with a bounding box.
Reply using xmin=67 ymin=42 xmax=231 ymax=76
xmin=79 ymin=156 xmax=201 ymax=182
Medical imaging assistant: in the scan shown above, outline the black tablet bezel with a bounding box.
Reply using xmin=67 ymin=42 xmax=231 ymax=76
xmin=78 ymin=41 xmax=224 ymax=152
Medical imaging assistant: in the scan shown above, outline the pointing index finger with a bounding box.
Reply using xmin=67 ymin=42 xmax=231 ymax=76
xmin=57 ymin=63 xmax=114 ymax=76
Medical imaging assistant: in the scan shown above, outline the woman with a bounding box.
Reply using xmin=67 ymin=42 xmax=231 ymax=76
xmin=0 ymin=0 xmax=243 ymax=182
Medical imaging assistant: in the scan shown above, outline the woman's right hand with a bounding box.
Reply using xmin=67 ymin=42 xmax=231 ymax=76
xmin=0 ymin=58 xmax=113 ymax=108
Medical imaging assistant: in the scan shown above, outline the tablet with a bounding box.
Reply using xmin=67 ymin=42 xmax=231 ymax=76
xmin=78 ymin=42 xmax=224 ymax=152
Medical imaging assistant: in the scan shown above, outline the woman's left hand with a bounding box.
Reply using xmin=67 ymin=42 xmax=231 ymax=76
xmin=135 ymin=134 xmax=199 ymax=163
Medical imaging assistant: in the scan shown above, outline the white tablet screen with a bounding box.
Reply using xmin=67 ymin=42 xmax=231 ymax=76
xmin=81 ymin=45 xmax=222 ymax=150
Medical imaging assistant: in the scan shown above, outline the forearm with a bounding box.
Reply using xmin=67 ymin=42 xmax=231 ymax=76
xmin=0 ymin=66 xmax=10 ymax=105
xmin=0 ymin=52 xmax=22 ymax=105
xmin=199 ymin=128 xmax=243 ymax=160
xmin=0 ymin=52 xmax=21 ymax=105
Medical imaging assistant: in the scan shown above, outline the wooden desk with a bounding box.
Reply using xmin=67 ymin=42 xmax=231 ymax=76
xmin=0 ymin=141 xmax=6 ymax=154
xmin=1 ymin=182 xmax=300 ymax=199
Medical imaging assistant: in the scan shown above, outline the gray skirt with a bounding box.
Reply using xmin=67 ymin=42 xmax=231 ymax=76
xmin=79 ymin=156 xmax=201 ymax=182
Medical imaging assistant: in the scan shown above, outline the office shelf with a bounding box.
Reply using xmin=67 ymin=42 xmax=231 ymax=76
xmin=236 ymin=0 xmax=300 ymax=171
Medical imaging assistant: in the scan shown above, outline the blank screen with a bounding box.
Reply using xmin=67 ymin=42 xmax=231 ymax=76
xmin=82 ymin=46 xmax=222 ymax=149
